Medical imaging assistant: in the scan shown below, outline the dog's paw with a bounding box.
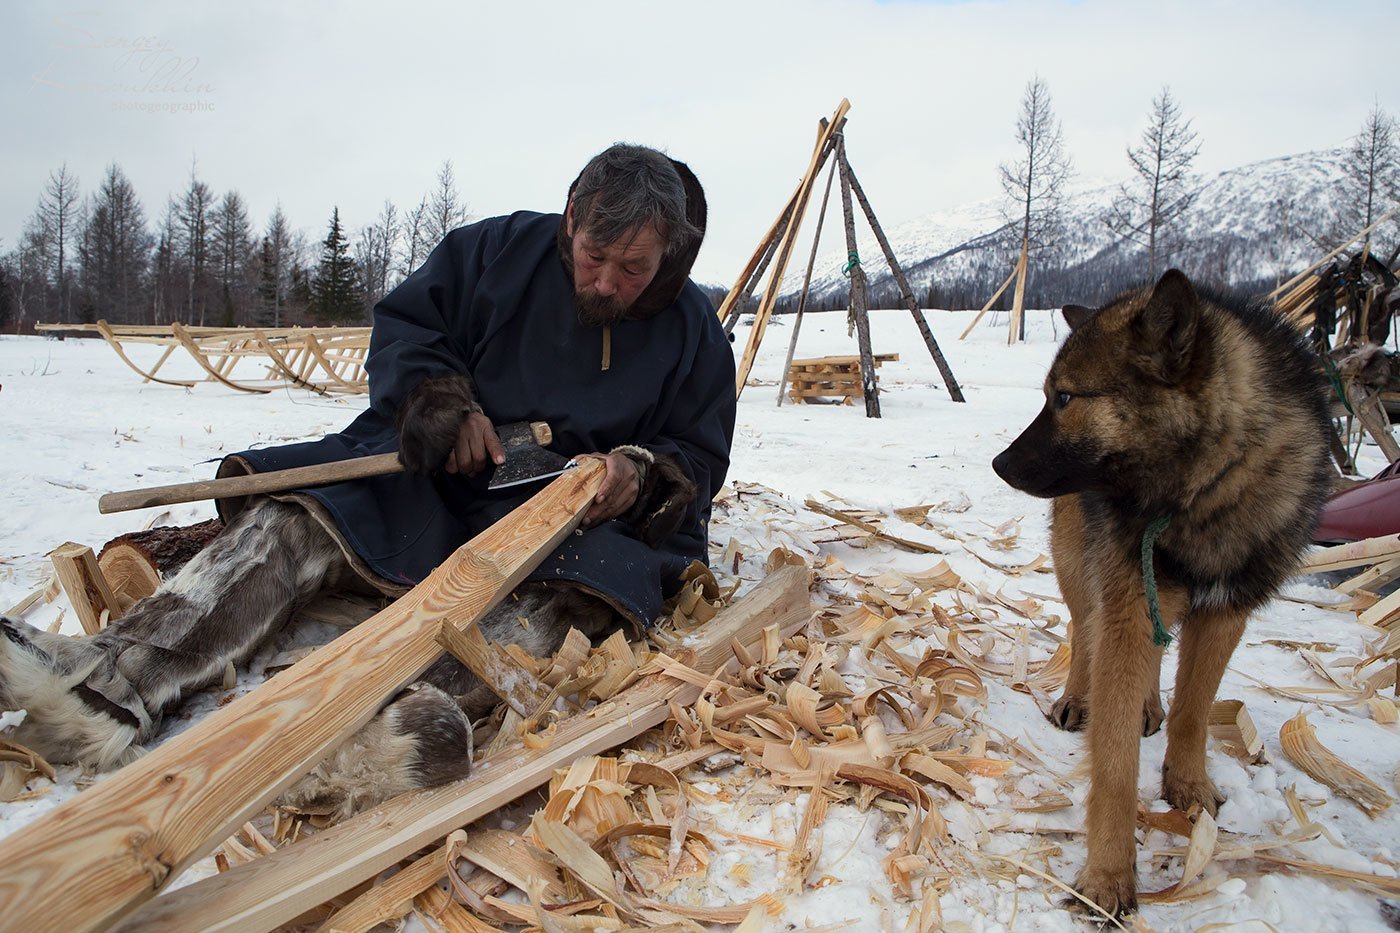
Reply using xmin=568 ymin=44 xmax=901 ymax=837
xmin=1071 ymin=865 xmax=1137 ymax=921
xmin=1162 ymin=766 xmax=1225 ymax=817
xmin=1049 ymin=694 xmax=1088 ymax=731
xmin=1143 ymin=691 xmax=1166 ymax=736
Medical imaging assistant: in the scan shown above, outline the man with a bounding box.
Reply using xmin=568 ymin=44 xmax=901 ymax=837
xmin=0 ymin=144 xmax=736 ymax=816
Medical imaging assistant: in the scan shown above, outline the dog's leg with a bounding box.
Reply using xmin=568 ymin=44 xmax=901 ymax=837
xmin=1075 ymin=575 xmax=1185 ymax=919
xmin=1161 ymin=607 xmax=1247 ymax=816
xmin=1048 ymin=500 xmax=1165 ymax=736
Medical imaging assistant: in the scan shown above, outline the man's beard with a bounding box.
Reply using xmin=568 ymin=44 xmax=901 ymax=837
xmin=575 ymin=289 xmax=631 ymax=327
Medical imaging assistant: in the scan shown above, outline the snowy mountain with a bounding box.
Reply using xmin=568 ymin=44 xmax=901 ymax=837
xmin=781 ymin=148 xmax=1360 ymax=310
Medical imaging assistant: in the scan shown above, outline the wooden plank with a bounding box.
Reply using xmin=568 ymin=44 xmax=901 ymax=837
xmin=1335 ymin=555 xmax=1400 ymax=596
xmin=734 ymin=101 xmax=850 ymax=396
xmin=117 ymin=564 xmax=812 ymax=933
xmin=49 ymin=542 xmax=121 ymax=633
xmin=1007 ymin=239 xmax=1029 ymax=345
xmin=1301 ymin=535 xmax=1400 ymax=573
xmin=319 ymin=844 xmax=451 ymax=933
xmin=0 ymin=460 xmax=607 ymax=933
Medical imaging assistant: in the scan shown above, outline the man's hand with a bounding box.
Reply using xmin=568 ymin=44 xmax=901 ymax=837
xmin=580 ymin=452 xmax=641 ymax=527
xmin=445 ymin=411 xmax=506 ymax=475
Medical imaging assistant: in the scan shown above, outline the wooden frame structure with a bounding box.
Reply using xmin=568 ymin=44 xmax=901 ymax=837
xmin=720 ymin=100 xmax=965 ymax=416
xmin=34 ymin=321 xmax=371 ymax=395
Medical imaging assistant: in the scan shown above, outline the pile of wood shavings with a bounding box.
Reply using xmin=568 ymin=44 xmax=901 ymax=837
xmin=205 ymin=481 xmax=1400 ymax=930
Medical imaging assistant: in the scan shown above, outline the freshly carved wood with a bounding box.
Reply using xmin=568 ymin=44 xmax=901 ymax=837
xmin=1007 ymin=239 xmax=1030 ymax=345
xmin=959 ymin=265 xmax=1019 ymax=340
xmin=118 ymin=564 xmax=812 ymax=933
xmin=49 ymin=542 xmax=121 ymax=633
xmin=436 ymin=620 xmax=551 ymax=717
xmin=0 ymin=459 xmax=606 ymax=933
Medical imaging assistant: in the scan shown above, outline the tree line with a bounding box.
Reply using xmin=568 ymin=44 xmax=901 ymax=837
xmin=0 ymin=160 xmax=471 ymax=333
xmin=779 ymin=84 xmax=1399 ymax=316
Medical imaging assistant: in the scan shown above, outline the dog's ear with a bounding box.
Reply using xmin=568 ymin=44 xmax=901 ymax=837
xmin=1061 ymin=305 xmax=1095 ymax=331
xmin=1132 ymin=269 xmax=1200 ymax=384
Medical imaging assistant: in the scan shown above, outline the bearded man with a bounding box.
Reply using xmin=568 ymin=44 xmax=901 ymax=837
xmin=0 ymin=144 xmax=736 ymax=816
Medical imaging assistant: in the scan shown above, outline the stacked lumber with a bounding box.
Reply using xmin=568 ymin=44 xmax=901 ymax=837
xmin=785 ymin=353 xmax=897 ymax=404
xmin=34 ymin=321 xmax=371 ymax=395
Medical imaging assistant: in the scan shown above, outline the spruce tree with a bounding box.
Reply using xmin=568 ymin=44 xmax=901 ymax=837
xmin=311 ymin=207 xmax=364 ymax=323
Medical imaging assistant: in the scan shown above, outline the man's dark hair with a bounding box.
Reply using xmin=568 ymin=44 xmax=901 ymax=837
xmin=571 ymin=144 xmax=700 ymax=258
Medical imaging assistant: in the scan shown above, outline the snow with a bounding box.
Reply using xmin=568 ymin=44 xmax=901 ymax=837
xmin=2 ymin=307 xmax=1398 ymax=930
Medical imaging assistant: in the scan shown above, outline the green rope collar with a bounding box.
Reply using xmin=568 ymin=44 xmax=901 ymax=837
xmin=1142 ymin=515 xmax=1174 ymax=647
xmin=841 ymin=250 xmax=861 ymax=276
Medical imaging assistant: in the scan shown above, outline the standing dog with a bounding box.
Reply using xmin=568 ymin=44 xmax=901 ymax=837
xmin=992 ymin=269 xmax=1331 ymax=916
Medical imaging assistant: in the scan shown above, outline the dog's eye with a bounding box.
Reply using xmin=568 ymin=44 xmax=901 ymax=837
xmin=1053 ymin=391 xmax=1072 ymax=410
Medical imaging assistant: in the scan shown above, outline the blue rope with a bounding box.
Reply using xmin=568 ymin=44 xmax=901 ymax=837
xmin=1142 ymin=515 xmax=1174 ymax=647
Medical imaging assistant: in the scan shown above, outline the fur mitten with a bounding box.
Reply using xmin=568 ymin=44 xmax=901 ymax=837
xmin=395 ymin=374 xmax=482 ymax=474
xmin=611 ymin=446 xmax=698 ymax=547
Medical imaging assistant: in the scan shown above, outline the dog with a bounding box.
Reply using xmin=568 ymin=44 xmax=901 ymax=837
xmin=992 ymin=269 xmax=1332 ymax=917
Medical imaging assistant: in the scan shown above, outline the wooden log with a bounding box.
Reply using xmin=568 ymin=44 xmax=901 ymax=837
xmin=116 ymin=564 xmax=812 ymax=932
xmin=845 ymin=163 xmax=965 ymax=402
xmin=777 ymin=157 xmax=839 ymax=406
xmin=97 ymin=519 xmax=225 ymax=610
xmin=835 ymin=137 xmax=880 ymax=418
xmin=0 ymin=460 xmax=607 ymax=933
xmin=734 ymin=101 xmax=850 ymax=396
xmin=959 ymin=265 xmax=1019 ymax=340
xmin=49 ymin=542 xmax=121 ymax=633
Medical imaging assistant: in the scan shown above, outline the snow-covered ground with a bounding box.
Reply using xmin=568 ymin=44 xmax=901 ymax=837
xmin=1 ymin=307 xmax=1397 ymax=930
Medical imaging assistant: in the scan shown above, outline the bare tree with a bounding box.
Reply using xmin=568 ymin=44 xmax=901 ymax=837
xmin=1104 ymin=87 xmax=1202 ymax=278
xmin=33 ymin=164 xmax=83 ymax=322
xmin=355 ymin=200 xmax=400 ymax=312
xmin=424 ymin=160 xmax=469 ymax=244
xmin=400 ymin=196 xmax=431 ymax=278
xmin=174 ymin=164 xmax=214 ymax=325
xmin=1000 ymin=75 xmax=1073 ymax=339
xmin=1342 ymin=104 xmax=1400 ymax=246
xmin=79 ymin=164 xmax=152 ymax=324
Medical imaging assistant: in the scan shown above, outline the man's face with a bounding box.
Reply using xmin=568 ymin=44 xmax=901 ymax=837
xmin=567 ymin=208 xmax=665 ymax=325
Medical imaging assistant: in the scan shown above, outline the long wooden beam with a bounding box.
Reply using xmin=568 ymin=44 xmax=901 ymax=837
xmin=0 ymin=460 xmax=607 ymax=933
xmin=117 ymin=564 xmax=813 ymax=932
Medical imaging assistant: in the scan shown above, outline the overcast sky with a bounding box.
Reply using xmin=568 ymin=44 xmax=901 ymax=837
xmin=3 ymin=0 xmax=1397 ymax=284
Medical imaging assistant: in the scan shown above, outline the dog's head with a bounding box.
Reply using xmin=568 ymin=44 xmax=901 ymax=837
xmin=992 ymin=269 xmax=1210 ymax=500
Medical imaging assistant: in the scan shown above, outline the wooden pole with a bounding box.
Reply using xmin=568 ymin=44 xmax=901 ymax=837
xmin=49 ymin=542 xmax=121 ymax=633
xmin=723 ymin=226 xmax=787 ymax=335
xmin=1007 ymin=239 xmax=1029 ymax=345
xmin=734 ymin=100 xmax=851 ymax=397
xmin=845 ymin=164 xmax=965 ymax=403
xmin=835 ymin=137 xmax=880 ymax=418
xmin=958 ymin=265 xmax=1018 ymax=340
xmin=116 ymin=565 xmax=812 ymax=933
xmin=0 ymin=460 xmax=607 ymax=933
xmin=777 ymin=157 xmax=839 ymax=406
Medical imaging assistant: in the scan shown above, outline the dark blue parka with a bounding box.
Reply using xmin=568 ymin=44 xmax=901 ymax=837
xmin=216 ymin=208 xmax=736 ymax=628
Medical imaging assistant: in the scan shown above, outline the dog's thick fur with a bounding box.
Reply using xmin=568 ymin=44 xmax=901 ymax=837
xmin=993 ymin=270 xmax=1332 ymax=917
